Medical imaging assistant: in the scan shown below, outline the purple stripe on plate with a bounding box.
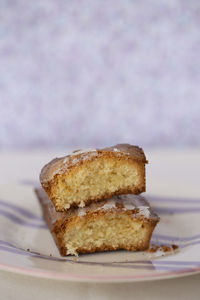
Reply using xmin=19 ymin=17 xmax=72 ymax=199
xmin=154 ymin=207 xmax=200 ymax=214
xmin=153 ymin=261 xmax=200 ymax=266
xmin=0 ymin=245 xmax=189 ymax=272
xmin=0 ymin=240 xmax=65 ymax=262
xmin=0 ymin=209 xmax=47 ymax=229
xmin=0 ymin=241 xmax=154 ymax=269
xmin=0 ymin=241 xmax=150 ymax=266
xmin=151 ymin=239 xmax=200 ymax=248
xmin=1 ymin=244 xmax=199 ymax=272
xmin=180 ymin=240 xmax=200 ymax=248
xmin=0 ymin=245 xmax=34 ymax=257
xmin=0 ymin=199 xmax=43 ymax=221
xmin=76 ymin=260 xmax=155 ymax=270
xmin=0 ymin=240 xmax=15 ymax=247
xmin=153 ymin=234 xmax=200 ymax=242
xmin=76 ymin=259 xmax=182 ymax=271
xmin=18 ymin=180 xmax=40 ymax=187
xmin=0 ymin=240 xmax=199 ymax=272
xmin=147 ymin=195 xmax=200 ymax=204
xmin=116 ymin=260 xmax=200 ymax=266
xmin=0 ymin=245 xmax=66 ymax=262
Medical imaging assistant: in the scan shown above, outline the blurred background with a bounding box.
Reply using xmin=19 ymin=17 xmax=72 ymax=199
xmin=0 ymin=0 xmax=200 ymax=150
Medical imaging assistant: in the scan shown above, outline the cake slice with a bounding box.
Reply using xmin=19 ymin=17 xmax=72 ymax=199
xmin=40 ymin=144 xmax=147 ymax=211
xmin=35 ymin=188 xmax=159 ymax=256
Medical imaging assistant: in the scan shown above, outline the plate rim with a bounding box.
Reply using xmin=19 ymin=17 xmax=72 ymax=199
xmin=1 ymin=260 xmax=200 ymax=283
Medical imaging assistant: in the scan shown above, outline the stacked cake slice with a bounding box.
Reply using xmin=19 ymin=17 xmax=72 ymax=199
xmin=36 ymin=144 xmax=159 ymax=256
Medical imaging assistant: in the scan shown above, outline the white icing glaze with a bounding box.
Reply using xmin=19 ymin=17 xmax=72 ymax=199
xmin=42 ymin=149 xmax=98 ymax=183
xmin=82 ymin=151 xmax=98 ymax=161
xmin=78 ymin=209 xmax=86 ymax=217
xmin=71 ymin=148 xmax=97 ymax=156
xmin=64 ymin=203 xmax=70 ymax=209
xmin=71 ymin=157 xmax=79 ymax=164
xmin=77 ymin=199 xmax=116 ymax=217
xmin=121 ymin=197 xmax=136 ymax=210
xmin=78 ymin=200 xmax=86 ymax=208
xmin=102 ymin=200 xmax=116 ymax=210
xmin=77 ymin=195 xmax=155 ymax=220
xmin=62 ymin=156 xmax=70 ymax=164
xmin=42 ymin=145 xmax=140 ymax=183
xmin=136 ymin=206 xmax=150 ymax=218
xmin=63 ymin=149 xmax=97 ymax=163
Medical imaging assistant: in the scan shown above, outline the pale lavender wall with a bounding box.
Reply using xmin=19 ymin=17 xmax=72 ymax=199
xmin=0 ymin=1 xmax=200 ymax=149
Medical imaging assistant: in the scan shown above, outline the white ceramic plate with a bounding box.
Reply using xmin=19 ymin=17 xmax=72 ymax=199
xmin=0 ymin=184 xmax=200 ymax=283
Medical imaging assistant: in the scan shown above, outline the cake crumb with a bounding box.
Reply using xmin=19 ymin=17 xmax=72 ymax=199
xmin=147 ymin=244 xmax=159 ymax=253
xmin=172 ymin=244 xmax=179 ymax=250
xmin=161 ymin=245 xmax=172 ymax=252
xmin=73 ymin=257 xmax=77 ymax=262
xmin=147 ymin=244 xmax=179 ymax=253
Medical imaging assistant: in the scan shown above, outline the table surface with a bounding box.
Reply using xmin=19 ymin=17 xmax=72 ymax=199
xmin=0 ymin=148 xmax=200 ymax=300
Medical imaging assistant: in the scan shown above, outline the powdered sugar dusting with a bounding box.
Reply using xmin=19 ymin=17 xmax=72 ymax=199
xmin=63 ymin=157 xmax=70 ymax=164
xmin=102 ymin=199 xmax=116 ymax=210
xmin=78 ymin=209 xmax=86 ymax=217
xmin=78 ymin=200 xmax=85 ymax=208
xmin=77 ymin=199 xmax=117 ymax=217
xmin=42 ymin=148 xmax=98 ymax=183
xmin=71 ymin=157 xmax=79 ymax=164
xmin=77 ymin=195 xmax=157 ymax=221
xmin=40 ymin=144 xmax=146 ymax=185
xmin=137 ymin=206 xmax=150 ymax=218
xmin=71 ymin=148 xmax=97 ymax=156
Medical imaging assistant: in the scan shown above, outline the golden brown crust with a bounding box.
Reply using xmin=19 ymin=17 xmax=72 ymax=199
xmin=39 ymin=144 xmax=147 ymax=211
xmin=59 ymin=238 xmax=151 ymax=256
xmin=35 ymin=188 xmax=159 ymax=256
xmin=105 ymin=144 xmax=147 ymax=162
xmin=40 ymin=144 xmax=147 ymax=186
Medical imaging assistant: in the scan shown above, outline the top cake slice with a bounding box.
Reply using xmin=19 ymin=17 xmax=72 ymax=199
xmin=40 ymin=144 xmax=148 ymax=211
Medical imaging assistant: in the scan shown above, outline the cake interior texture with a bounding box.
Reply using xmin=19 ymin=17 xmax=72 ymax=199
xmin=63 ymin=212 xmax=153 ymax=255
xmin=35 ymin=188 xmax=159 ymax=256
xmin=51 ymin=157 xmax=145 ymax=210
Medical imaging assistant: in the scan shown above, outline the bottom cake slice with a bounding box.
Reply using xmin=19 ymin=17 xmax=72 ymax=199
xmin=35 ymin=188 xmax=159 ymax=256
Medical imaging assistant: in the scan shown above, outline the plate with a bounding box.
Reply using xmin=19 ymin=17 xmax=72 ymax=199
xmin=0 ymin=184 xmax=200 ymax=283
